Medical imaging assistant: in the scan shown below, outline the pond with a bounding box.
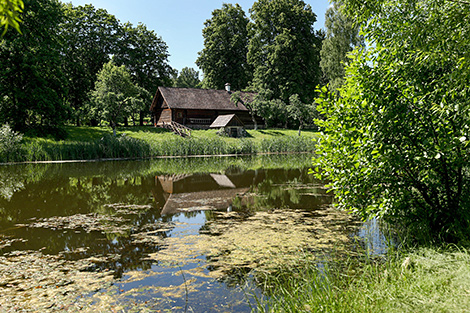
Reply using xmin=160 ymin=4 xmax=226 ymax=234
xmin=0 ymin=154 xmax=386 ymax=312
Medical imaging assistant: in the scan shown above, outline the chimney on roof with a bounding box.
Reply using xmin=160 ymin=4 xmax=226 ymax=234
xmin=225 ymin=83 xmax=231 ymax=93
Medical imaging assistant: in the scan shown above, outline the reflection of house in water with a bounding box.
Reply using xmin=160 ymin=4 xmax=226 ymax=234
xmin=155 ymin=172 xmax=257 ymax=215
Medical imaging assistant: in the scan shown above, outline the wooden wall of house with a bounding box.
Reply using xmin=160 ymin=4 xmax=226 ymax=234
xmin=156 ymin=109 xmax=172 ymax=125
xmin=185 ymin=109 xmax=217 ymax=128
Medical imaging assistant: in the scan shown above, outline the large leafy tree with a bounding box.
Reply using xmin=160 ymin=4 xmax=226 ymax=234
xmin=314 ymin=0 xmax=470 ymax=243
xmin=196 ymin=3 xmax=251 ymax=91
xmin=247 ymin=0 xmax=322 ymax=103
xmin=90 ymin=61 xmax=143 ymax=136
xmin=61 ymin=4 xmax=121 ymax=126
xmin=0 ymin=0 xmax=67 ymax=134
xmin=173 ymin=67 xmax=201 ymax=88
xmin=320 ymin=1 xmax=363 ymax=92
xmin=114 ymin=22 xmax=174 ymax=125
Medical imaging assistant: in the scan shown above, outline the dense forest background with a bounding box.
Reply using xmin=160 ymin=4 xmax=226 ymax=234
xmin=0 ymin=0 xmax=360 ymax=137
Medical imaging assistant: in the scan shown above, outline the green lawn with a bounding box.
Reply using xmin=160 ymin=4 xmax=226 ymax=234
xmin=63 ymin=125 xmax=318 ymax=143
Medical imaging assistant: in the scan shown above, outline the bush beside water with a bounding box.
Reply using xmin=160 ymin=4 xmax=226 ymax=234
xmin=0 ymin=124 xmax=23 ymax=162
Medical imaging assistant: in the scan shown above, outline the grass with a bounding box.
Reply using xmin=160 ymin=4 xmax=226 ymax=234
xmin=253 ymin=245 xmax=470 ymax=312
xmin=2 ymin=126 xmax=319 ymax=163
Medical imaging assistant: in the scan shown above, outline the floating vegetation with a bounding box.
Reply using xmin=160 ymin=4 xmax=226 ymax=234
xmin=17 ymin=213 xmax=132 ymax=235
xmin=0 ymin=250 xmax=115 ymax=312
xmin=104 ymin=203 xmax=153 ymax=215
xmin=0 ymin=235 xmax=27 ymax=250
xmin=149 ymin=208 xmax=360 ymax=279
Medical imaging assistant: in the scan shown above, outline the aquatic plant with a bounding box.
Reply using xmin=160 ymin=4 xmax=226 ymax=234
xmin=2 ymin=128 xmax=317 ymax=163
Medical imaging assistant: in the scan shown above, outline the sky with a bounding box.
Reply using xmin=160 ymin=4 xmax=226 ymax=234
xmin=64 ymin=0 xmax=331 ymax=73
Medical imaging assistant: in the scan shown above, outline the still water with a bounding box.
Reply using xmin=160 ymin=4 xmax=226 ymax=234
xmin=0 ymin=155 xmax=383 ymax=312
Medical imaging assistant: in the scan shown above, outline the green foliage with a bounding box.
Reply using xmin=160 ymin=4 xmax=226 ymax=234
xmin=60 ymin=4 xmax=121 ymax=126
xmin=173 ymin=67 xmax=201 ymax=88
xmin=113 ymin=21 xmax=174 ymax=126
xmin=115 ymin=22 xmax=174 ymax=91
xmin=320 ymin=1 xmax=364 ymax=92
xmin=0 ymin=0 xmax=23 ymax=35
xmin=0 ymin=0 xmax=67 ymax=134
xmin=0 ymin=124 xmax=23 ymax=162
xmin=254 ymin=90 xmax=289 ymax=128
xmin=196 ymin=3 xmax=251 ymax=90
xmin=287 ymin=94 xmax=316 ymax=136
xmin=90 ymin=61 xmax=144 ymax=135
xmin=247 ymin=0 xmax=323 ymax=103
xmin=314 ymin=0 xmax=470 ymax=243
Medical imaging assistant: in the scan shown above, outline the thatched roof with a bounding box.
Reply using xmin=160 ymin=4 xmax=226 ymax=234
xmin=210 ymin=114 xmax=244 ymax=128
xmin=150 ymin=87 xmax=256 ymax=112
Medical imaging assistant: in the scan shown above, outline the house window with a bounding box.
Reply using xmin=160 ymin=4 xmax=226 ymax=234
xmin=176 ymin=112 xmax=183 ymax=118
xmin=189 ymin=118 xmax=211 ymax=124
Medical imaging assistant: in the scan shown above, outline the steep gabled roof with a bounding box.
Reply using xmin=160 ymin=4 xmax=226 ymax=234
xmin=150 ymin=87 xmax=255 ymax=112
xmin=210 ymin=114 xmax=244 ymax=128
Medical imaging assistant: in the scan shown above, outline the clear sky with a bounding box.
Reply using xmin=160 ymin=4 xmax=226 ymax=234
xmin=63 ymin=0 xmax=331 ymax=73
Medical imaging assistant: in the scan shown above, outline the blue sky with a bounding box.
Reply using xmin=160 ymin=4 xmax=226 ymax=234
xmin=64 ymin=0 xmax=331 ymax=73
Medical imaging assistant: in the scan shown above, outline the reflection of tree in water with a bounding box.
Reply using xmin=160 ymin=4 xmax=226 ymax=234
xmin=0 ymin=171 xmax=174 ymax=278
xmin=0 ymin=159 xmax=332 ymax=283
xmin=230 ymin=168 xmax=333 ymax=212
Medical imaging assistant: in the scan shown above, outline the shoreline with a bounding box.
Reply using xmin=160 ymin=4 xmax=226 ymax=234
xmin=0 ymin=151 xmax=312 ymax=166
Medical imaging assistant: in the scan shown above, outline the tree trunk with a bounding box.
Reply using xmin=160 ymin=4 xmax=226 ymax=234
xmin=139 ymin=111 xmax=145 ymax=126
xmin=251 ymin=112 xmax=258 ymax=131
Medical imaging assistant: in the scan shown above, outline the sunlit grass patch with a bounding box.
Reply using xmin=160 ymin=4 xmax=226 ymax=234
xmin=254 ymin=246 xmax=470 ymax=313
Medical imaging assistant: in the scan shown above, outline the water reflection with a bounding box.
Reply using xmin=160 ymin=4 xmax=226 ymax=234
xmin=0 ymin=155 xmax=368 ymax=312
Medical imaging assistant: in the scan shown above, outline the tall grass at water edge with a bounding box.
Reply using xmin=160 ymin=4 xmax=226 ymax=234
xmin=3 ymin=132 xmax=316 ymax=163
xmin=252 ymin=245 xmax=470 ymax=312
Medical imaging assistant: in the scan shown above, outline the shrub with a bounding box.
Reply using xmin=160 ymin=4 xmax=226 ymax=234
xmin=314 ymin=0 xmax=470 ymax=243
xmin=0 ymin=124 xmax=23 ymax=162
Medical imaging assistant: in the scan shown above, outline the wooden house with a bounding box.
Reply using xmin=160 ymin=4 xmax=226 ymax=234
xmin=149 ymin=86 xmax=263 ymax=129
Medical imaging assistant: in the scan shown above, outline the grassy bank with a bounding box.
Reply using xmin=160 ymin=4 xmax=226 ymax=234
xmin=254 ymin=246 xmax=470 ymax=312
xmin=2 ymin=126 xmax=318 ymax=163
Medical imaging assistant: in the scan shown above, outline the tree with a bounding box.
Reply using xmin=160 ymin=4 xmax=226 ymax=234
xmin=114 ymin=22 xmax=174 ymax=125
xmin=247 ymin=0 xmax=323 ymax=103
xmin=320 ymin=1 xmax=363 ymax=92
xmin=90 ymin=61 xmax=143 ymax=136
xmin=314 ymin=0 xmax=470 ymax=243
xmin=196 ymin=3 xmax=251 ymax=90
xmin=1 ymin=0 xmax=23 ymax=35
xmin=248 ymin=88 xmax=288 ymax=128
xmin=287 ymin=94 xmax=314 ymax=136
xmin=0 ymin=0 xmax=67 ymax=135
xmin=173 ymin=67 xmax=201 ymax=88
xmin=61 ymin=4 xmax=121 ymax=126
xmin=230 ymin=91 xmax=260 ymax=130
